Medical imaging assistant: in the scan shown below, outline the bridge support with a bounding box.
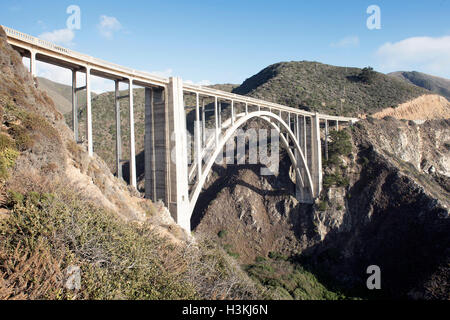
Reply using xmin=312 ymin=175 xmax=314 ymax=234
xmin=145 ymin=87 xmax=168 ymax=204
xmin=30 ymin=49 xmax=36 ymax=78
xmin=310 ymin=114 xmax=323 ymax=198
xmin=72 ymin=70 xmax=78 ymax=142
xmin=145 ymin=78 xmax=190 ymax=231
xmin=128 ymin=79 xmax=137 ymax=188
xmin=295 ymin=115 xmax=314 ymax=203
xmin=115 ymin=80 xmax=122 ymax=179
xmin=85 ymin=66 xmax=93 ymax=157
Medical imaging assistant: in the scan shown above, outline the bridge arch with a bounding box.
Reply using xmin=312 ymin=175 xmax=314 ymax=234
xmin=187 ymin=110 xmax=314 ymax=218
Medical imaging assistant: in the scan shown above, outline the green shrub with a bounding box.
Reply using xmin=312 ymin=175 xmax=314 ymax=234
xmin=0 ymin=190 xmax=203 ymax=300
xmin=326 ymin=130 xmax=352 ymax=166
xmin=8 ymin=124 xmax=33 ymax=151
xmin=217 ymin=230 xmax=227 ymax=239
xmin=323 ymin=172 xmax=350 ymax=188
xmin=358 ymin=67 xmax=376 ymax=84
xmin=317 ymin=201 xmax=328 ymax=212
xmin=0 ymin=147 xmax=19 ymax=181
xmin=268 ymin=252 xmax=288 ymax=261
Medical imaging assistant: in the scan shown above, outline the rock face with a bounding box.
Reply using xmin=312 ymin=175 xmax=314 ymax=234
xmin=193 ymin=117 xmax=449 ymax=299
xmin=309 ymin=118 xmax=449 ymax=299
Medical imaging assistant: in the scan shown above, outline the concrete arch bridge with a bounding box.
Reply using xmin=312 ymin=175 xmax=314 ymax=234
xmin=3 ymin=26 xmax=358 ymax=231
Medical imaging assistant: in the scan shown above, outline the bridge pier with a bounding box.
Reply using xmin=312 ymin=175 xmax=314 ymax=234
xmin=85 ymin=66 xmax=93 ymax=157
xmin=71 ymin=70 xmax=78 ymax=142
xmin=145 ymin=78 xmax=190 ymax=231
xmin=30 ymin=49 xmax=36 ymax=78
xmin=310 ymin=114 xmax=323 ymax=198
xmin=114 ymin=80 xmax=122 ymax=179
xmin=128 ymin=79 xmax=137 ymax=188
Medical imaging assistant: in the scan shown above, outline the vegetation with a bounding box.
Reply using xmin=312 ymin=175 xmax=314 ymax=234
xmin=245 ymin=257 xmax=347 ymax=300
xmin=389 ymin=71 xmax=450 ymax=100
xmin=358 ymin=67 xmax=376 ymax=84
xmin=233 ymin=61 xmax=429 ymax=116
xmin=324 ymin=130 xmax=353 ymax=167
xmin=0 ymin=189 xmax=262 ymax=300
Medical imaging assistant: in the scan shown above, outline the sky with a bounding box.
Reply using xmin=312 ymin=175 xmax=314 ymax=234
xmin=1 ymin=0 xmax=449 ymax=92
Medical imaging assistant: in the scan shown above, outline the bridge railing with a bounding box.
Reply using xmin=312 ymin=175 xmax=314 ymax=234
xmin=2 ymin=25 xmax=169 ymax=85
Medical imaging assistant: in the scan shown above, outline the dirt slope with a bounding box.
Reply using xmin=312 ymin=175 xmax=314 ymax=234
xmin=371 ymin=94 xmax=450 ymax=120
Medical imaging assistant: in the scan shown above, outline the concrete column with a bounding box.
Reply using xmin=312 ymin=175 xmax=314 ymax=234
xmin=202 ymin=99 xmax=206 ymax=147
xmin=245 ymin=103 xmax=248 ymax=115
xmin=85 ymin=66 xmax=93 ymax=157
xmin=167 ymin=77 xmax=190 ymax=231
xmin=195 ymin=93 xmax=202 ymax=182
xmin=218 ymin=101 xmax=222 ymax=130
xmin=214 ymin=96 xmax=219 ymax=148
xmin=325 ymin=120 xmax=329 ymax=161
xmin=115 ymin=80 xmax=122 ymax=179
xmin=30 ymin=49 xmax=36 ymax=78
xmin=311 ymin=113 xmax=323 ymax=198
xmin=303 ymin=116 xmax=307 ymax=166
xmin=231 ymin=100 xmax=235 ymax=125
xmin=336 ymin=120 xmax=339 ymax=131
xmin=72 ymin=70 xmax=78 ymax=142
xmin=128 ymin=79 xmax=137 ymax=188
xmin=287 ymin=113 xmax=291 ymax=144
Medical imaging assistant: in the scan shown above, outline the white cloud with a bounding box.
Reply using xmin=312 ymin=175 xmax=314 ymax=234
xmin=38 ymin=28 xmax=75 ymax=46
xmin=184 ymin=79 xmax=212 ymax=86
xmin=376 ymin=35 xmax=450 ymax=77
xmin=98 ymin=15 xmax=122 ymax=39
xmin=147 ymin=69 xmax=211 ymax=85
xmin=330 ymin=36 xmax=359 ymax=48
xmin=148 ymin=68 xmax=173 ymax=78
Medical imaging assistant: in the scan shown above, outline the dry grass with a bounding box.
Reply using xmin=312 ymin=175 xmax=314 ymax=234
xmin=0 ymin=239 xmax=63 ymax=300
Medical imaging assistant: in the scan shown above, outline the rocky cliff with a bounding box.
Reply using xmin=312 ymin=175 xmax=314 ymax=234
xmin=193 ymin=117 xmax=449 ymax=299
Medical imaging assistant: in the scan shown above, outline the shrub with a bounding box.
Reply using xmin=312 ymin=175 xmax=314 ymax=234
xmin=268 ymin=252 xmax=288 ymax=261
xmin=358 ymin=67 xmax=376 ymax=84
xmin=0 ymin=147 xmax=19 ymax=181
xmin=0 ymin=188 xmax=261 ymax=300
xmin=326 ymin=130 xmax=352 ymax=166
xmin=323 ymin=172 xmax=350 ymax=188
xmin=217 ymin=230 xmax=227 ymax=239
xmin=318 ymin=201 xmax=328 ymax=212
xmin=8 ymin=124 xmax=33 ymax=151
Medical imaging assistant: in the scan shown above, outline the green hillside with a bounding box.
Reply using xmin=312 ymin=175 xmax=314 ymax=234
xmin=233 ymin=61 xmax=430 ymax=116
xmin=36 ymin=77 xmax=95 ymax=115
xmin=389 ymin=71 xmax=450 ymax=100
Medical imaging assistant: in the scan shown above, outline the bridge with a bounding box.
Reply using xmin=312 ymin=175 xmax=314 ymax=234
xmin=2 ymin=26 xmax=358 ymax=232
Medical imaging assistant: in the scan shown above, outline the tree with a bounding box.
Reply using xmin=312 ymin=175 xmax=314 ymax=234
xmin=359 ymin=67 xmax=376 ymax=84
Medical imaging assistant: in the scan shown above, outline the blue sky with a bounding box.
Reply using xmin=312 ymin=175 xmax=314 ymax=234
xmin=1 ymin=0 xmax=449 ymax=92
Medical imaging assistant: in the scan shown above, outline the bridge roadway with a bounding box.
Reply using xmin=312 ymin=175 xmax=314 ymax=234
xmin=2 ymin=25 xmax=358 ymax=231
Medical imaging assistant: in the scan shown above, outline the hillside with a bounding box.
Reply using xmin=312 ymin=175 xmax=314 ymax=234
xmin=371 ymin=94 xmax=450 ymax=120
xmin=36 ymin=77 xmax=94 ymax=116
xmin=233 ymin=61 xmax=430 ymax=116
xmin=389 ymin=71 xmax=450 ymax=101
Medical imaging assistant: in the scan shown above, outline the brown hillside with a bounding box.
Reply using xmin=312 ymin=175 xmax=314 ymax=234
xmin=371 ymin=94 xmax=450 ymax=120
